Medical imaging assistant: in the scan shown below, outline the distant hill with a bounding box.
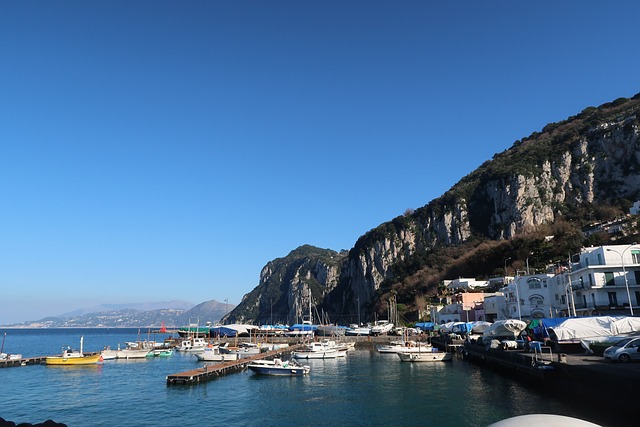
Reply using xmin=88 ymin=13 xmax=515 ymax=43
xmin=59 ymin=300 xmax=195 ymax=318
xmin=2 ymin=300 xmax=233 ymax=328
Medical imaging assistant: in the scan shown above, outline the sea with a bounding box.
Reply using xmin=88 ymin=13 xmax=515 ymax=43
xmin=0 ymin=328 xmax=623 ymax=427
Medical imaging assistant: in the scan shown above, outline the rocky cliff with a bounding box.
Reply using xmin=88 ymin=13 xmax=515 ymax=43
xmin=224 ymin=245 xmax=346 ymax=324
xmin=229 ymin=93 xmax=640 ymax=324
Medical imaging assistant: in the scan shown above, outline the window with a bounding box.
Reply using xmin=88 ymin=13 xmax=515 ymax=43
xmin=608 ymin=292 xmax=618 ymax=306
xmin=529 ymin=295 xmax=544 ymax=308
xmin=527 ymin=278 xmax=542 ymax=290
xmin=605 ymin=272 xmax=615 ymax=286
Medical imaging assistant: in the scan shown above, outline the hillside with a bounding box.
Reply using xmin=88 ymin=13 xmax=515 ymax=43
xmin=227 ymin=93 xmax=640 ymax=325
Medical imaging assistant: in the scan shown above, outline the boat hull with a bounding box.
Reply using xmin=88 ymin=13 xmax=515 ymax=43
xmin=248 ymin=365 xmax=309 ymax=376
xmin=247 ymin=359 xmax=310 ymax=376
xmin=45 ymin=354 xmax=102 ymax=365
xmin=397 ymin=352 xmax=452 ymax=362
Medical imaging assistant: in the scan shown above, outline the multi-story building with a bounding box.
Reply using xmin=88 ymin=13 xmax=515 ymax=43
xmin=556 ymin=244 xmax=640 ymax=317
xmin=431 ymin=244 xmax=639 ymax=322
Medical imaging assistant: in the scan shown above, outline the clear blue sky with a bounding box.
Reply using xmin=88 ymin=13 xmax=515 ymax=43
xmin=1 ymin=1 xmax=639 ymax=324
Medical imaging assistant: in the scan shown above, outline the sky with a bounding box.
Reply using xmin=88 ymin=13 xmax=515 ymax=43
xmin=1 ymin=1 xmax=639 ymax=325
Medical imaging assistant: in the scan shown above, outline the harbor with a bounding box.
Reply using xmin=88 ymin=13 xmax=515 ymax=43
xmin=0 ymin=327 xmax=635 ymax=426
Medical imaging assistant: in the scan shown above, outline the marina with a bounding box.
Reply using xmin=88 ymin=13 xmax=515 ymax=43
xmin=0 ymin=327 xmax=637 ymax=426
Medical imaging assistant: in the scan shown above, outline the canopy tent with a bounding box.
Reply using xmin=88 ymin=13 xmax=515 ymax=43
xmin=210 ymin=324 xmax=260 ymax=338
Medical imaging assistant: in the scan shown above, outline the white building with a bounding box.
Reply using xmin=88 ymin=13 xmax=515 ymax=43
xmin=556 ymin=244 xmax=640 ymax=316
xmin=486 ymin=243 xmax=640 ymax=321
xmin=499 ymin=274 xmax=556 ymax=320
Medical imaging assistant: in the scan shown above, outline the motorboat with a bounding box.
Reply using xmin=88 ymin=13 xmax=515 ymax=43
xmin=176 ymin=337 xmax=208 ymax=352
xmin=397 ymin=351 xmax=452 ymax=362
xmin=345 ymin=324 xmax=371 ymax=336
xmin=116 ymin=346 xmax=151 ymax=359
xmin=247 ymin=358 xmax=310 ymax=376
xmin=99 ymin=347 xmax=118 ymax=360
xmin=219 ymin=342 xmax=261 ymax=358
xmin=292 ymin=341 xmax=339 ymax=359
xmin=0 ymin=353 xmax=22 ymax=361
xmin=376 ymin=340 xmax=433 ymax=354
xmin=370 ymin=320 xmax=394 ymax=336
xmin=46 ymin=336 xmax=102 ymax=365
xmin=195 ymin=344 xmax=239 ymax=362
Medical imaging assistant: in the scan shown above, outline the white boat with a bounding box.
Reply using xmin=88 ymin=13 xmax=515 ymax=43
xmin=397 ymin=351 xmax=452 ymax=362
xmin=100 ymin=347 xmax=118 ymax=360
xmin=219 ymin=342 xmax=261 ymax=358
xmin=292 ymin=341 xmax=339 ymax=359
xmin=0 ymin=353 xmax=22 ymax=361
xmin=247 ymin=358 xmax=310 ymax=376
xmin=194 ymin=345 xmax=239 ymax=362
xmin=176 ymin=337 xmax=208 ymax=352
xmin=377 ymin=341 xmax=433 ymax=354
xmin=370 ymin=320 xmax=394 ymax=336
xmin=0 ymin=333 xmax=22 ymax=361
xmin=345 ymin=324 xmax=371 ymax=336
xmin=116 ymin=347 xmax=151 ymax=359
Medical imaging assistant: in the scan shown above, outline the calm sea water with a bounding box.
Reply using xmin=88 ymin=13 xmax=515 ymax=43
xmin=0 ymin=328 xmax=619 ymax=426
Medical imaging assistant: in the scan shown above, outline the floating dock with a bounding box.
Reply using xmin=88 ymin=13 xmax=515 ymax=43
xmin=166 ymin=344 xmax=304 ymax=385
xmin=0 ymin=356 xmax=47 ymax=368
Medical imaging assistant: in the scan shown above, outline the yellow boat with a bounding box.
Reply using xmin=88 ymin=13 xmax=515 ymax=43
xmin=45 ymin=336 xmax=102 ymax=365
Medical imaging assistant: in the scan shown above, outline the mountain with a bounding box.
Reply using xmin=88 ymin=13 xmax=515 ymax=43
xmin=227 ymin=92 xmax=640 ymax=324
xmin=177 ymin=300 xmax=235 ymax=326
xmin=224 ymin=245 xmax=346 ymax=324
xmin=59 ymin=300 xmax=195 ymax=318
xmin=4 ymin=300 xmax=232 ymax=328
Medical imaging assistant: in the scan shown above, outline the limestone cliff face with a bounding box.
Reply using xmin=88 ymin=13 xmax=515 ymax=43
xmin=228 ymin=95 xmax=640 ymax=324
xmin=338 ymin=96 xmax=640 ymax=310
xmin=225 ymin=245 xmax=345 ymax=324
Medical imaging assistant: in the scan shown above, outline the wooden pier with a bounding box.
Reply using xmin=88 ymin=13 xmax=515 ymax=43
xmin=0 ymin=356 xmax=47 ymax=368
xmin=166 ymin=344 xmax=304 ymax=385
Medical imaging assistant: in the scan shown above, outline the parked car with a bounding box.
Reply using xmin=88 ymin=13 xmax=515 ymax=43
xmin=603 ymin=337 xmax=640 ymax=362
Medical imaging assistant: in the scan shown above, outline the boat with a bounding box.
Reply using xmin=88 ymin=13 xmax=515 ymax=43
xmin=345 ymin=324 xmax=371 ymax=336
xmin=315 ymin=324 xmax=346 ymax=337
xmin=376 ymin=340 xmax=433 ymax=354
xmin=0 ymin=333 xmax=22 ymax=361
xmin=45 ymin=336 xmax=102 ymax=365
xmin=115 ymin=346 xmax=151 ymax=359
xmin=292 ymin=341 xmax=339 ymax=359
xmin=194 ymin=344 xmax=239 ymax=362
xmin=247 ymin=358 xmax=310 ymax=376
xmin=397 ymin=351 xmax=452 ymax=362
xmin=153 ymin=348 xmax=175 ymax=357
xmin=370 ymin=320 xmax=394 ymax=336
xmin=176 ymin=337 xmax=208 ymax=352
xmin=99 ymin=346 xmax=118 ymax=360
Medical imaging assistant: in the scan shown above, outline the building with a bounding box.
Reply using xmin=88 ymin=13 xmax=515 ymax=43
xmin=557 ymin=244 xmax=640 ymax=316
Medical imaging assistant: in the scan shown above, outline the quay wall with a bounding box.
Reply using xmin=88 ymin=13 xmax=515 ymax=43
xmin=461 ymin=341 xmax=638 ymax=415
